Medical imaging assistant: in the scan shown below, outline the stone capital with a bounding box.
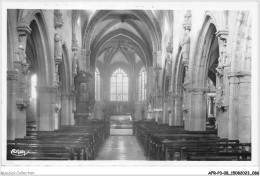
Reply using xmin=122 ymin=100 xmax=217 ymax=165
xmin=227 ymin=71 xmax=251 ymax=84
xmin=72 ymin=35 xmax=78 ymax=52
xmin=54 ymin=57 xmax=63 ymax=65
xmin=16 ymin=98 xmax=30 ymax=111
xmin=227 ymin=71 xmax=251 ymax=78
xmin=172 ymin=94 xmax=182 ymax=99
xmin=81 ymin=49 xmax=91 ymax=56
xmin=153 ymin=50 xmax=162 ymax=57
xmin=181 ymin=60 xmax=189 ymax=67
xmin=7 ymin=69 xmax=19 ymax=81
xmin=215 ymin=30 xmax=228 ymax=42
xmin=13 ymin=60 xmax=22 ymax=70
xmin=36 ymin=86 xmax=57 ymax=94
xmin=17 ymin=23 xmax=32 ymax=36
xmin=187 ymin=87 xmax=208 ymax=93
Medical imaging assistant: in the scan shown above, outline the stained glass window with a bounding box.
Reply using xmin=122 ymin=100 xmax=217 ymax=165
xmin=110 ymin=68 xmax=128 ymax=101
xmin=138 ymin=67 xmax=147 ymax=101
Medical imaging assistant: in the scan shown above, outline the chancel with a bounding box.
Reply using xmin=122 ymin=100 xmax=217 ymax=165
xmin=6 ymin=9 xmax=251 ymax=161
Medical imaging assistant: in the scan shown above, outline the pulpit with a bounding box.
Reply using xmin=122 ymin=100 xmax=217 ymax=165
xmin=73 ymin=70 xmax=93 ymax=124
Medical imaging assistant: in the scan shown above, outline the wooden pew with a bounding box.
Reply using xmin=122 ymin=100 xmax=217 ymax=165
xmin=8 ymin=120 xmax=110 ymax=160
xmin=7 ymin=142 xmax=75 ymax=160
xmin=161 ymin=141 xmax=251 ymax=161
xmin=180 ymin=143 xmax=251 ymax=161
xmin=8 ymin=138 xmax=89 ymax=160
xmin=27 ymin=121 xmax=110 ymax=159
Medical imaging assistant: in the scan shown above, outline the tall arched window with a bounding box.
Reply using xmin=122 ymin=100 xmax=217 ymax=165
xmin=95 ymin=68 xmax=101 ymax=101
xmin=110 ymin=68 xmax=128 ymax=101
xmin=139 ymin=67 xmax=147 ymax=101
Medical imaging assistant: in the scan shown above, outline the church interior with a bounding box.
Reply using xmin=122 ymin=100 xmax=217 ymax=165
xmin=6 ymin=9 xmax=252 ymax=161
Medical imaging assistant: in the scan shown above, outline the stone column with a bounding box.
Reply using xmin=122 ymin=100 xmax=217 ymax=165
xmin=237 ymin=74 xmax=251 ymax=143
xmin=174 ymin=95 xmax=183 ymax=126
xmin=81 ymin=49 xmax=91 ymax=72
xmin=69 ymin=91 xmax=76 ymax=125
xmin=131 ymin=53 xmax=136 ymax=102
xmin=183 ymin=83 xmax=189 ymax=130
xmin=14 ymin=25 xmax=31 ymax=138
xmin=147 ymin=66 xmax=153 ymax=97
xmin=162 ymin=100 xmax=167 ymax=124
xmin=215 ymin=30 xmax=229 ymax=139
xmin=188 ymin=87 xmax=208 ymax=131
xmin=54 ymin=33 xmax=63 ymax=85
xmin=156 ymin=96 xmax=163 ymax=124
xmin=103 ymin=51 xmax=110 ymax=102
xmin=152 ymin=51 xmax=162 ymax=92
xmin=13 ymin=61 xmax=30 ymax=138
xmin=169 ymin=95 xmax=175 ymax=126
xmin=152 ymin=51 xmax=163 ymax=121
xmin=182 ymin=65 xmax=190 ymax=130
xmin=37 ymin=86 xmax=56 ymax=131
xmin=71 ymin=30 xmax=79 ymax=125
xmin=166 ymin=107 xmax=170 ymax=124
xmin=181 ymin=11 xmax=192 ymax=130
xmin=60 ymin=94 xmax=70 ymax=125
xmin=104 ymin=71 xmax=110 ymax=101
xmin=182 ymin=10 xmax=191 ymax=68
xmin=227 ymin=72 xmax=251 ymax=142
xmin=130 ymin=64 xmax=135 ymax=103
xmin=7 ymin=69 xmax=18 ymax=139
xmin=54 ymin=103 xmax=61 ymax=130
xmin=54 ymin=33 xmax=62 ymax=129
xmin=80 ymin=49 xmax=87 ymax=71
xmin=156 ymin=51 xmax=163 ymax=90
xmin=210 ymin=97 xmax=214 ymax=115
xmin=53 ymin=10 xmax=64 ymax=129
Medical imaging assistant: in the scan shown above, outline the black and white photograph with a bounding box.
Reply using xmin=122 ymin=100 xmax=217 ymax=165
xmin=1 ymin=0 xmax=259 ymax=176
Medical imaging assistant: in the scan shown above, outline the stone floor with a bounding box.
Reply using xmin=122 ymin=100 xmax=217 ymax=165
xmin=97 ymin=135 xmax=147 ymax=160
xmin=110 ymin=129 xmax=133 ymax=135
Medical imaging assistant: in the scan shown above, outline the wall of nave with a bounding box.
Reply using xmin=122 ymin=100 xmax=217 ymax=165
xmin=167 ymin=10 xmax=251 ymax=143
xmin=7 ymin=10 xmax=76 ymax=139
xmin=6 ymin=9 xmax=251 ymax=143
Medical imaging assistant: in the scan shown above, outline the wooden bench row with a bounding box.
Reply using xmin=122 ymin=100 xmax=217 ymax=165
xmin=7 ymin=121 xmax=110 ymax=160
xmin=133 ymin=121 xmax=251 ymax=161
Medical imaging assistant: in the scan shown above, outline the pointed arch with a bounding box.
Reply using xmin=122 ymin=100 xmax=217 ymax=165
xmin=188 ymin=14 xmax=219 ymax=131
xmin=110 ymin=68 xmax=129 ymax=101
xmin=189 ymin=15 xmax=218 ymax=88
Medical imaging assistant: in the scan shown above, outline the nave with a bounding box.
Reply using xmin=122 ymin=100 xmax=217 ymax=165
xmin=6 ymin=9 xmax=252 ymax=162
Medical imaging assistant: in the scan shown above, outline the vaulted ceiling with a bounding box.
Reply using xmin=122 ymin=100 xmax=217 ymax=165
xmin=80 ymin=10 xmax=163 ymax=67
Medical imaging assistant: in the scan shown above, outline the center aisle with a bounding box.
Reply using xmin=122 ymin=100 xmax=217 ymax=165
xmin=96 ymin=135 xmax=147 ymax=160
